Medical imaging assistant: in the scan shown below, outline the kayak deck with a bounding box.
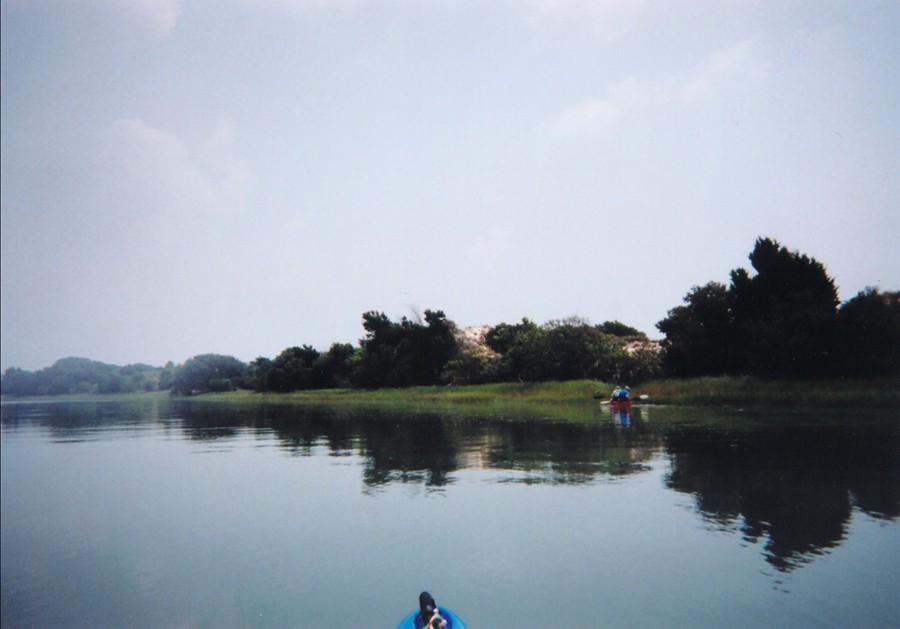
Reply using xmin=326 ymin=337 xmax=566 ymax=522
xmin=397 ymin=608 xmax=468 ymax=629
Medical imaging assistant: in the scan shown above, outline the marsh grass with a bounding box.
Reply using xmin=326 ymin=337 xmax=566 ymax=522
xmin=190 ymin=381 xmax=608 ymax=422
xmin=188 ymin=375 xmax=899 ymax=411
xmin=637 ymin=375 xmax=900 ymax=408
xmin=6 ymin=376 xmax=895 ymax=412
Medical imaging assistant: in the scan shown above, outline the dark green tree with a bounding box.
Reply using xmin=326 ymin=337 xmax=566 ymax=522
xmin=45 ymin=357 xmax=115 ymax=394
xmin=0 ymin=367 xmax=38 ymax=396
xmin=315 ymin=343 xmax=357 ymax=388
xmin=158 ymin=361 xmax=176 ymax=391
xmin=657 ymin=282 xmax=733 ymax=376
xmin=730 ymin=238 xmax=839 ymax=376
xmin=836 ymin=289 xmax=900 ymax=376
xmin=353 ymin=309 xmax=457 ymax=388
xmin=96 ymin=372 xmax=126 ymax=394
xmin=493 ymin=317 xmax=625 ymax=382
xmin=599 ymin=320 xmax=646 ymax=339
xmin=415 ymin=309 xmax=458 ymax=385
xmin=268 ymin=345 xmax=322 ymax=392
xmin=246 ymin=357 xmax=274 ymax=392
xmin=353 ymin=311 xmax=398 ymax=388
xmin=170 ymin=354 xmax=248 ymax=396
xmin=657 ymin=238 xmax=859 ymax=378
xmin=484 ymin=318 xmax=539 ymax=381
xmin=485 ymin=318 xmax=538 ymax=355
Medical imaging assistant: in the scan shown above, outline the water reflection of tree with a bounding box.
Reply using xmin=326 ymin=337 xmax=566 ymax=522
xmin=355 ymin=411 xmax=663 ymax=487
xmin=358 ymin=413 xmax=461 ymax=487
xmin=264 ymin=406 xmax=357 ymax=455
xmin=171 ymin=404 xmax=663 ymax=488
xmin=176 ymin=403 xmax=245 ymax=441
xmin=482 ymin=415 xmax=660 ymax=484
xmin=250 ymin=407 xmax=662 ymax=488
xmin=665 ymin=424 xmax=899 ymax=571
xmin=0 ymin=400 xmax=161 ymax=441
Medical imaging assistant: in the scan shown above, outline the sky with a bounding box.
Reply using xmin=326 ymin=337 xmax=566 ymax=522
xmin=2 ymin=0 xmax=898 ymax=371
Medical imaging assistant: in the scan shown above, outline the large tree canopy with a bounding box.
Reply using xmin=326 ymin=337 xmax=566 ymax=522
xmin=657 ymin=282 xmax=733 ymax=377
xmin=835 ymin=288 xmax=900 ymax=376
xmin=730 ymin=238 xmax=839 ymax=376
xmin=354 ymin=309 xmax=457 ymax=388
xmin=482 ymin=316 xmax=658 ymax=384
xmin=169 ymin=354 xmax=247 ymax=395
xmin=657 ymin=237 xmax=896 ymax=378
xmin=267 ymin=345 xmax=322 ymax=392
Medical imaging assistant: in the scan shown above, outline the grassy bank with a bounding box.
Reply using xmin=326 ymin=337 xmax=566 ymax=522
xmin=188 ymin=375 xmax=899 ymax=411
xmin=636 ymin=375 xmax=900 ymax=408
xmin=5 ymin=375 xmax=897 ymax=411
xmin=187 ymin=380 xmax=606 ymax=421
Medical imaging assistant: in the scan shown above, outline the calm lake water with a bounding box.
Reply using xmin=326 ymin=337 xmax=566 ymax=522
xmin=2 ymin=399 xmax=898 ymax=628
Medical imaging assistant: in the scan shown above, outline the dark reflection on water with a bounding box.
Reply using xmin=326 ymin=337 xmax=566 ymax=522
xmin=664 ymin=420 xmax=899 ymax=571
xmin=0 ymin=399 xmax=161 ymax=441
xmin=157 ymin=406 xmax=645 ymax=491
xmin=2 ymin=399 xmax=897 ymax=577
xmin=157 ymin=402 xmax=663 ymax=488
xmin=479 ymin=410 xmax=659 ymax=484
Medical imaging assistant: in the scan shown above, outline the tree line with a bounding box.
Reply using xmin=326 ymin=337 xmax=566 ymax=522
xmin=0 ymin=312 xmax=656 ymax=396
xmin=0 ymin=357 xmax=175 ymax=396
xmin=172 ymin=311 xmax=657 ymax=395
xmin=657 ymin=237 xmax=899 ymax=378
xmin=2 ymin=237 xmax=896 ymax=397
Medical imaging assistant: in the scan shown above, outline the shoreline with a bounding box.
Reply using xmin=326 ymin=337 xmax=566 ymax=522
xmin=4 ymin=375 xmax=897 ymax=411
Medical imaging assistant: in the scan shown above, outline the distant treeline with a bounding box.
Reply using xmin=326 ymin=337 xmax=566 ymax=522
xmin=0 ymin=358 xmax=175 ymax=396
xmin=0 ymin=315 xmax=656 ymax=396
xmin=2 ymin=237 xmax=897 ymax=397
xmin=182 ymin=312 xmax=658 ymax=394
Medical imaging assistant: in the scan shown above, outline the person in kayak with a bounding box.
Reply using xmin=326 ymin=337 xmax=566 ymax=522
xmin=615 ymin=386 xmax=631 ymax=402
xmin=417 ymin=591 xmax=449 ymax=629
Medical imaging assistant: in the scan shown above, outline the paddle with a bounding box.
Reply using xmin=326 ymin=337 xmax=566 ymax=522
xmin=599 ymin=394 xmax=649 ymax=405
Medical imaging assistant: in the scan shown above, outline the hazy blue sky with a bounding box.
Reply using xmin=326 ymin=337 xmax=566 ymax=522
xmin=2 ymin=0 xmax=898 ymax=371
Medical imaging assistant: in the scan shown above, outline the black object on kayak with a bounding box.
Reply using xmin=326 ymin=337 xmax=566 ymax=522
xmin=419 ymin=591 xmax=438 ymax=624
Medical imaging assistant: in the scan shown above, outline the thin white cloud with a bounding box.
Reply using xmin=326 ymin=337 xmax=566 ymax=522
xmin=240 ymin=0 xmax=647 ymax=31
xmin=93 ymin=116 xmax=255 ymax=260
xmin=237 ymin=0 xmax=363 ymax=14
xmin=792 ymin=26 xmax=841 ymax=56
xmin=554 ymin=97 xmax=623 ymax=135
xmin=86 ymin=118 xmax=258 ymax=322
xmin=553 ymin=76 xmax=662 ymax=136
xmin=681 ymin=34 xmax=767 ymax=105
xmin=527 ymin=0 xmax=644 ymax=20
xmin=112 ymin=0 xmax=182 ymax=37
xmin=103 ymin=118 xmax=215 ymax=209
xmin=197 ymin=118 xmax=256 ymax=206
xmin=554 ymin=35 xmax=767 ymax=135
xmin=524 ymin=0 xmax=646 ymax=38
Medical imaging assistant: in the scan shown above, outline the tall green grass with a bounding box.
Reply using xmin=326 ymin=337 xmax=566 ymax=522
xmin=195 ymin=381 xmax=609 ymax=422
xmin=637 ymin=375 xmax=899 ymax=408
xmin=189 ymin=375 xmax=899 ymax=410
xmin=9 ymin=375 xmax=894 ymax=410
